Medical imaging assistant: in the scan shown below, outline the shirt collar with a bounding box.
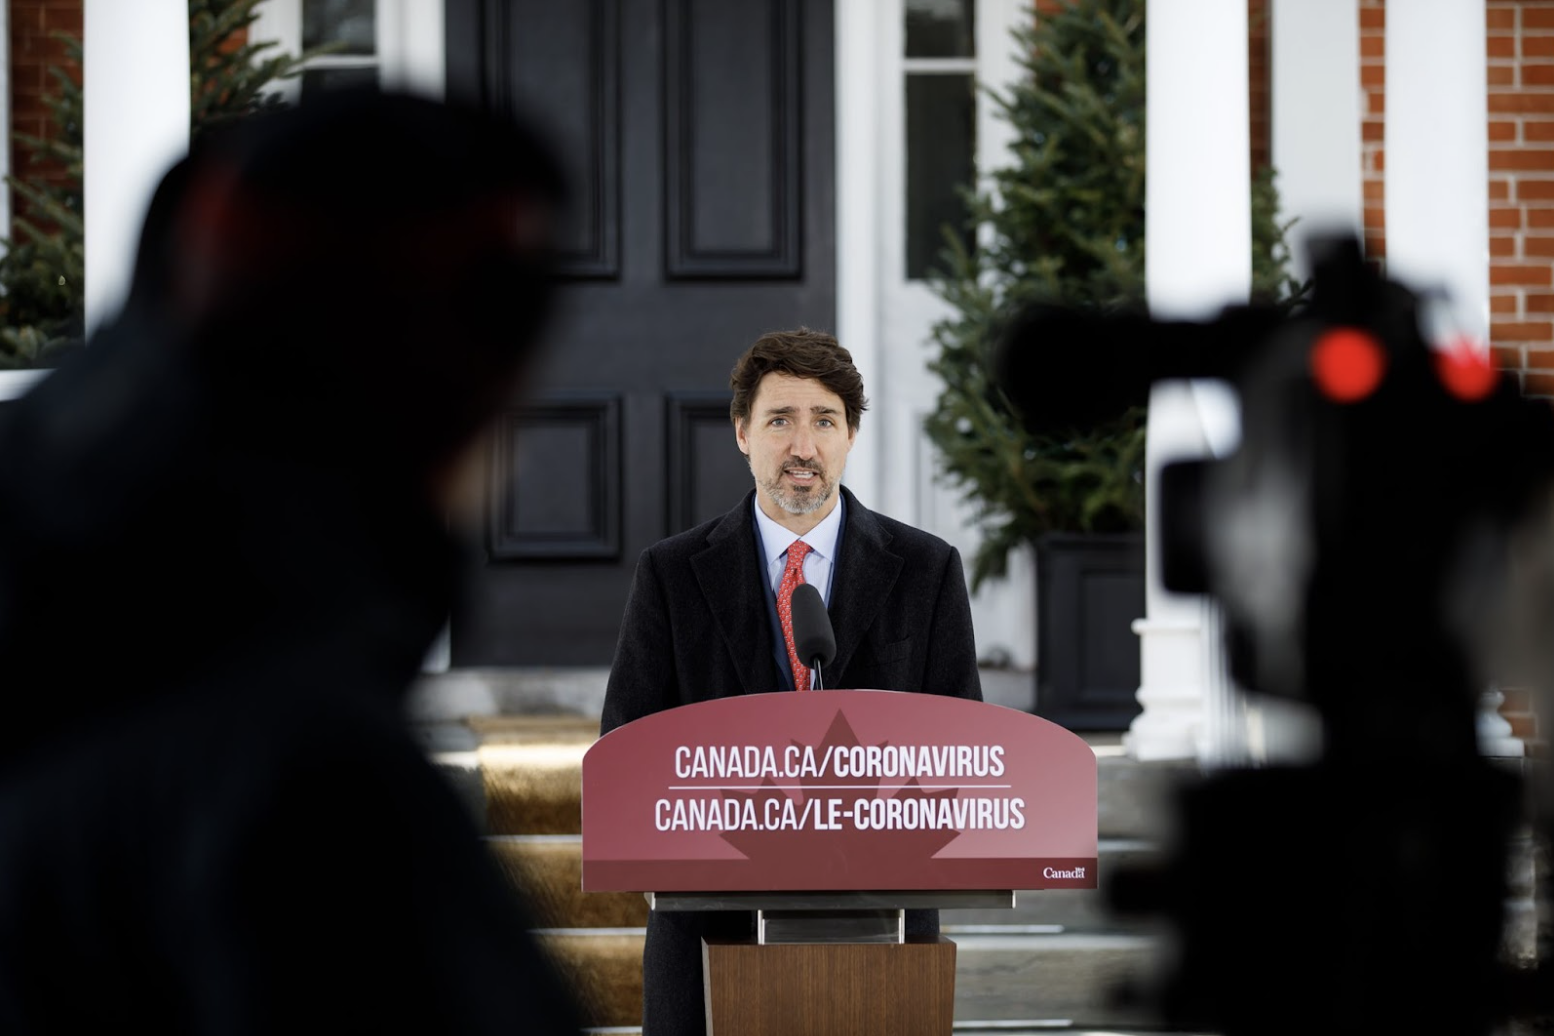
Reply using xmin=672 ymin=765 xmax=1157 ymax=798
xmin=752 ymin=490 xmax=845 ymax=568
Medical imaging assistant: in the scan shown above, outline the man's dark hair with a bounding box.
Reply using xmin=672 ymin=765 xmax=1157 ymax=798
xmin=729 ymin=327 xmax=868 ymax=432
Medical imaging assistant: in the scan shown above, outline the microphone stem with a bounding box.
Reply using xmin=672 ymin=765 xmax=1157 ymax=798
xmin=811 ymin=660 xmax=824 ymax=691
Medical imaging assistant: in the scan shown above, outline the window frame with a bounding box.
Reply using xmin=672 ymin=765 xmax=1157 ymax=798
xmin=250 ymin=0 xmax=446 ymax=103
xmin=893 ymin=0 xmax=1022 ymax=286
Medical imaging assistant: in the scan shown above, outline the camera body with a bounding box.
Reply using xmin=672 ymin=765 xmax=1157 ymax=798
xmin=998 ymin=236 xmax=1554 ymax=1033
xmin=1158 ymin=241 xmax=1554 ymax=756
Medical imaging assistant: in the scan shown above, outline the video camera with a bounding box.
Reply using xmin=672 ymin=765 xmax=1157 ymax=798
xmin=997 ymin=235 xmax=1554 ymax=1035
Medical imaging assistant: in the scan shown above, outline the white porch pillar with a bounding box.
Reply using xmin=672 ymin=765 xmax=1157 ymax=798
xmin=83 ymin=0 xmax=190 ymax=337
xmin=1385 ymin=0 xmax=1489 ymax=343
xmin=1385 ymin=1 xmax=1511 ymax=756
xmin=1246 ymin=0 xmax=1365 ymax=763
xmin=835 ymin=0 xmax=882 ymax=510
xmin=380 ymin=3 xmax=446 ymax=99
xmin=1270 ymin=0 xmax=1363 ymax=280
xmin=1127 ymin=0 xmax=1250 ymax=762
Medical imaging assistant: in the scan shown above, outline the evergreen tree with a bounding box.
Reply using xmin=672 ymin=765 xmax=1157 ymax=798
xmin=0 ymin=0 xmax=313 ymax=368
xmin=925 ymin=0 xmax=1298 ymax=588
xmin=189 ymin=0 xmax=312 ymax=138
xmin=0 ymin=43 xmax=83 ymax=366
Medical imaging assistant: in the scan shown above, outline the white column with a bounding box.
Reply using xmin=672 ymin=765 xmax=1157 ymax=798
xmin=835 ymin=0 xmax=882 ymax=509
xmin=1270 ymin=0 xmax=1363 ymax=281
xmin=381 ymin=0 xmax=446 ymax=100
xmin=1385 ymin=2 xmax=1510 ymax=756
xmin=0 ymin=370 xmax=45 ymax=401
xmin=1385 ymin=0 xmax=1489 ymax=342
xmin=83 ymin=0 xmax=190 ymax=336
xmin=1243 ymin=0 xmax=1364 ymax=762
xmin=1127 ymin=0 xmax=1250 ymax=762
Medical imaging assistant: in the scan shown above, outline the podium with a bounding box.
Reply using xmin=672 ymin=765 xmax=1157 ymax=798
xmin=582 ymin=691 xmax=1097 ymax=1035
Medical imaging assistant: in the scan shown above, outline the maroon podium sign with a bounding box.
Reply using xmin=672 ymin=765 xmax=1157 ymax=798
xmin=582 ymin=690 xmax=1097 ymax=892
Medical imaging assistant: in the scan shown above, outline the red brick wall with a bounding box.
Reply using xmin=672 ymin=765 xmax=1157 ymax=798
xmin=1249 ymin=0 xmax=1270 ymax=171
xmin=9 ymin=0 xmax=83 ymax=223
xmin=1488 ymin=0 xmax=1554 ymax=395
xmin=1360 ymin=0 xmax=1387 ymax=267
xmin=1486 ymin=3 xmax=1553 ymax=751
xmin=1348 ymin=1 xmax=1554 ymax=404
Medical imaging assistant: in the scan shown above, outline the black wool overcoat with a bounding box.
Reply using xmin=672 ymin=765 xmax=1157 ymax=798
xmin=601 ymin=485 xmax=983 ymax=1036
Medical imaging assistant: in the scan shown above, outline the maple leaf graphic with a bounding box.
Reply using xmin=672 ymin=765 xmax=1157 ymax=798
xmin=718 ymin=710 xmax=961 ymax=872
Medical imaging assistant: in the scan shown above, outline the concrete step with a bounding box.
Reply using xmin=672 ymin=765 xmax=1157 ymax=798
xmin=950 ymin=930 xmax=1161 ymax=1028
xmin=584 ymin=1027 xmax=1209 ymax=1035
xmin=493 ymin=832 xmax=1169 ymax=1030
xmin=535 ymin=929 xmax=644 ymax=1030
xmin=581 ymin=1026 xmax=1223 ymax=1033
xmin=950 ymin=1029 xmax=1202 ymax=1036
xmin=533 ymin=926 xmax=1165 ymax=1031
xmin=470 ymin=717 xmax=595 ymax=836
xmin=496 ymin=832 xmax=1169 ymax=1029
xmin=409 ymin=666 xmax=1047 ymax=735
xmin=489 ymin=835 xmax=649 ymax=929
xmin=1095 ymin=747 xmax=1197 ymax=841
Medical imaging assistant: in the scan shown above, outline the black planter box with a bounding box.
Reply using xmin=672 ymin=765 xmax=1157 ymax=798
xmin=1035 ymin=532 xmax=1145 ymax=731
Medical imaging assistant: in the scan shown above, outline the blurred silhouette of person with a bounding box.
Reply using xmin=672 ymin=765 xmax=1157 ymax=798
xmin=0 ymin=90 xmax=581 ymax=1034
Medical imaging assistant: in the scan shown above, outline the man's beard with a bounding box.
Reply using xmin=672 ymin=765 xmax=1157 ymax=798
xmin=758 ymin=464 xmax=836 ymax=515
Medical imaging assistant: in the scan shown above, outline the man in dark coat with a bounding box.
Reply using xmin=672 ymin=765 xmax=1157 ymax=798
xmin=601 ymin=328 xmax=983 ymax=1035
xmin=0 ymin=91 xmax=581 ymax=1034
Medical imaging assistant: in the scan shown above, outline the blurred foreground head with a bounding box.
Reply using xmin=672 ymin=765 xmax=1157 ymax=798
xmin=0 ymin=97 xmax=585 ymax=1036
xmin=135 ymin=87 xmax=565 ymax=486
xmin=0 ymin=91 xmax=565 ymax=755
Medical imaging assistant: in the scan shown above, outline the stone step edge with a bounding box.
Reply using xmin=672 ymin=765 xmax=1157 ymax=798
xmin=409 ymin=667 xmax=1052 ymax=721
xmin=537 ymin=928 xmax=1154 ymax=949
xmin=580 ymin=1029 xmax=1078 ymax=1035
xmin=582 ymin=1027 xmax=1210 ymax=1035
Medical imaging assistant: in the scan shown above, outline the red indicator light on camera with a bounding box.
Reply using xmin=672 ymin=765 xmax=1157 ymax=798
xmin=1310 ymin=327 xmax=1387 ymax=403
xmin=1433 ymin=337 xmax=1497 ymax=402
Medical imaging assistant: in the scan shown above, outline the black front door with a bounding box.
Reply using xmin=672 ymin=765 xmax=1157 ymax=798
xmin=445 ymin=0 xmax=836 ymax=665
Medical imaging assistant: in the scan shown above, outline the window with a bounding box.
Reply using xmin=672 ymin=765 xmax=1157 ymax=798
xmin=251 ymin=0 xmax=444 ymax=103
xmin=903 ymin=0 xmax=977 ymax=280
xmin=299 ymin=0 xmax=380 ymax=97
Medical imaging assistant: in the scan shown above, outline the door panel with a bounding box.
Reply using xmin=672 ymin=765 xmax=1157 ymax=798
xmin=664 ymin=0 xmax=801 ymax=277
xmin=446 ymin=0 xmax=835 ymax=665
xmin=494 ymin=0 xmax=620 ymax=277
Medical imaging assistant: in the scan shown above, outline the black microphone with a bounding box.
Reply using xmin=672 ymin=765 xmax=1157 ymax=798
xmin=789 ymin=583 xmax=836 ymax=690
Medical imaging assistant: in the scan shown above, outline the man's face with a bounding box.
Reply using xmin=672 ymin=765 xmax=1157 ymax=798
xmin=736 ymin=372 xmax=856 ymax=528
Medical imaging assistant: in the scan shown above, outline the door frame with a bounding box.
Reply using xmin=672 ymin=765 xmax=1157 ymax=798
xmin=835 ymin=0 xmax=1036 ymax=670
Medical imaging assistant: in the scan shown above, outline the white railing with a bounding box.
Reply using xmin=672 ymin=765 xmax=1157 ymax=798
xmin=0 ymin=369 xmax=46 ymax=401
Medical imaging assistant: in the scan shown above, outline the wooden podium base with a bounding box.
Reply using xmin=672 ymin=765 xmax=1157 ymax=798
xmin=702 ymin=935 xmax=956 ymax=1036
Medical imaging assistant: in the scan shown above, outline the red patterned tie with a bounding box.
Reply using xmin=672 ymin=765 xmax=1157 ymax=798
xmin=777 ymin=540 xmax=813 ymax=692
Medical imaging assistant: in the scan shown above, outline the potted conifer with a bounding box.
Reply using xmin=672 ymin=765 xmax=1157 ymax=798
xmin=0 ymin=0 xmax=315 ymax=371
xmin=926 ymin=0 xmax=1297 ymax=728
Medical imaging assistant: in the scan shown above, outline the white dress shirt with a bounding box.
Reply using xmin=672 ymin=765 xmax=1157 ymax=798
xmin=751 ymin=493 xmax=843 ymax=606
